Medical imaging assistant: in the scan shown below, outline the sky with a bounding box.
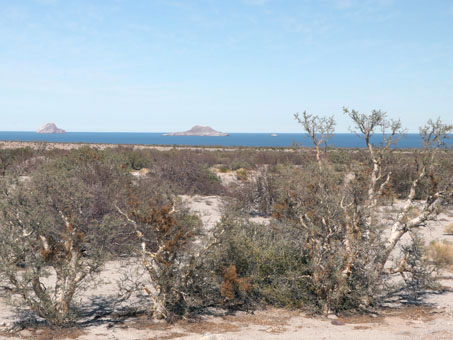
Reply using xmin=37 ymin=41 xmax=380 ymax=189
xmin=0 ymin=0 xmax=452 ymax=133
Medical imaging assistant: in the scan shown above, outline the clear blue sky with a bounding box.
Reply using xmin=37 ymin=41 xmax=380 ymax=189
xmin=1 ymin=0 xmax=452 ymax=132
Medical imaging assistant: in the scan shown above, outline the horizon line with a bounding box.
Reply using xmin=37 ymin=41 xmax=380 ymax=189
xmin=0 ymin=130 xmax=427 ymax=134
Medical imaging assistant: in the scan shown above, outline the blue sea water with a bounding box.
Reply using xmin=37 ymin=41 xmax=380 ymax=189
xmin=0 ymin=131 xmax=451 ymax=148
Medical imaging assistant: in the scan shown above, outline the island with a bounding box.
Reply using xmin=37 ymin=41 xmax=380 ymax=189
xmin=36 ymin=123 xmax=66 ymax=134
xmin=164 ymin=125 xmax=228 ymax=136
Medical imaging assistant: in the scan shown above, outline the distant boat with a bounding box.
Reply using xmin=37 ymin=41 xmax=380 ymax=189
xmin=271 ymin=133 xmax=278 ymax=137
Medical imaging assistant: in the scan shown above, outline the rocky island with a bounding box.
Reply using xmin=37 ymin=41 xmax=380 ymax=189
xmin=164 ymin=125 xmax=228 ymax=136
xmin=36 ymin=123 xmax=66 ymax=134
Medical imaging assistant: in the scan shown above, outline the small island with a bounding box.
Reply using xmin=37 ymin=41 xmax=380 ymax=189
xmin=36 ymin=123 xmax=66 ymax=134
xmin=164 ymin=125 xmax=228 ymax=136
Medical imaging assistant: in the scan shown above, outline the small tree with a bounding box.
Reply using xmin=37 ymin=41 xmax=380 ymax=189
xmin=294 ymin=111 xmax=335 ymax=170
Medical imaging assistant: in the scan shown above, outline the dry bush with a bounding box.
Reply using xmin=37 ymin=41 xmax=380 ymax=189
xmin=427 ymin=240 xmax=453 ymax=269
xmin=235 ymin=169 xmax=248 ymax=181
xmin=231 ymin=165 xmax=303 ymax=217
xmin=444 ymin=223 xmax=453 ymax=235
xmin=0 ymin=147 xmax=37 ymax=175
xmin=115 ymin=178 xmax=204 ymax=320
xmin=115 ymin=147 xmax=152 ymax=170
xmin=220 ymin=264 xmax=251 ymax=306
xmin=151 ymin=152 xmax=223 ymax=195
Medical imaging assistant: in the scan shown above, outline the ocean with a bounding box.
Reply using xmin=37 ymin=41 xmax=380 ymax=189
xmin=0 ymin=131 xmax=451 ymax=149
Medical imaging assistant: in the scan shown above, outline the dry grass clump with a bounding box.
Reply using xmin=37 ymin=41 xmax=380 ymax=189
xmin=443 ymin=223 xmax=453 ymax=235
xmin=427 ymin=240 xmax=453 ymax=269
xmin=400 ymin=206 xmax=422 ymax=223
xmin=235 ymin=168 xmax=248 ymax=181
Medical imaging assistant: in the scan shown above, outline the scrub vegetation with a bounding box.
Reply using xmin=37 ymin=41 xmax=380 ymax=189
xmin=0 ymin=110 xmax=452 ymax=326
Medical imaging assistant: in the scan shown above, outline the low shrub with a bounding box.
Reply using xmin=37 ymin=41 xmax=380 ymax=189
xmin=231 ymin=160 xmax=251 ymax=171
xmin=427 ymin=240 xmax=453 ymax=269
xmin=398 ymin=233 xmax=439 ymax=301
xmin=235 ymin=169 xmax=248 ymax=181
xmin=205 ymin=206 xmax=386 ymax=314
xmin=444 ymin=223 xmax=453 ymax=235
xmin=204 ymin=217 xmax=312 ymax=310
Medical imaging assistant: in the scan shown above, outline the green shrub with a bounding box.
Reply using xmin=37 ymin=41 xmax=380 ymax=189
xmin=231 ymin=160 xmax=251 ymax=171
xmin=399 ymin=233 xmax=439 ymax=302
xmin=0 ymin=154 xmax=126 ymax=325
xmin=203 ymin=217 xmax=311 ymax=310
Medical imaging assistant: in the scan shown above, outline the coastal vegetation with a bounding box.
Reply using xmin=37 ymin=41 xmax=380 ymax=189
xmin=0 ymin=111 xmax=451 ymax=327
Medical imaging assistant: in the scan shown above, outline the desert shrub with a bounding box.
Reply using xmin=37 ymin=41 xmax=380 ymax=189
xmin=235 ymin=168 xmax=248 ymax=181
xmin=217 ymin=165 xmax=229 ymax=173
xmin=271 ymin=165 xmax=386 ymax=312
xmin=231 ymin=160 xmax=251 ymax=171
xmin=231 ymin=167 xmax=281 ymax=216
xmin=215 ymin=165 xmax=388 ymax=313
xmin=253 ymin=149 xmax=309 ymax=166
xmin=388 ymin=155 xmax=418 ymax=198
xmin=437 ymin=152 xmax=453 ymax=205
xmin=444 ymin=223 xmax=453 ymax=235
xmin=203 ymin=149 xmax=309 ymax=170
xmin=205 ymin=217 xmax=312 ymax=309
xmin=220 ymin=111 xmax=451 ymax=314
xmin=220 ymin=264 xmax=251 ymax=304
xmin=69 ymin=147 xmax=224 ymax=196
xmin=207 ymin=202 xmax=385 ymax=314
xmin=121 ymin=148 xmax=151 ymax=170
xmin=0 ymin=147 xmax=37 ymax=175
xmin=152 ymin=152 xmax=223 ymax=195
xmin=327 ymin=149 xmax=350 ymax=165
xmin=398 ymin=233 xmax=439 ymax=302
xmin=388 ymin=150 xmax=453 ymax=200
xmin=0 ymin=154 xmax=126 ymax=325
xmin=115 ymin=178 xmax=203 ymax=320
xmin=427 ymin=240 xmax=453 ymax=269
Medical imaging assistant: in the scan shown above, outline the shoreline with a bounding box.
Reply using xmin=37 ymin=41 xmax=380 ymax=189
xmin=0 ymin=140 xmax=254 ymax=152
xmin=0 ymin=140 xmax=445 ymax=152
